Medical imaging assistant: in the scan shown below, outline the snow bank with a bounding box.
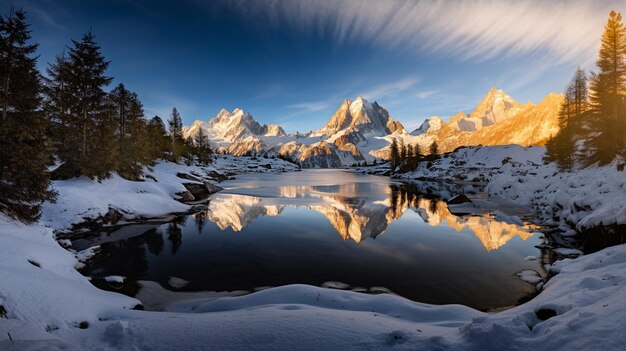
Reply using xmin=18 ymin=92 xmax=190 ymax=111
xmin=488 ymin=157 xmax=626 ymax=232
xmin=396 ymin=145 xmax=545 ymax=182
xmin=0 ymin=215 xmax=140 ymax=340
xmin=42 ymin=155 xmax=299 ymax=230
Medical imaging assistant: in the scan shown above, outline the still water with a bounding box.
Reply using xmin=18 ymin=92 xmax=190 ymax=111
xmin=80 ymin=170 xmax=552 ymax=311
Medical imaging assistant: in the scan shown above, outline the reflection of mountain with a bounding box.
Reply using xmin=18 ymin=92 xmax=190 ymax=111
xmin=207 ymin=195 xmax=285 ymax=232
xmin=411 ymin=198 xmax=535 ymax=251
xmin=205 ymin=184 xmax=535 ymax=250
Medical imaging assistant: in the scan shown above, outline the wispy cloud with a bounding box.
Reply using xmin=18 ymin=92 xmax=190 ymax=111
xmin=360 ymin=77 xmax=419 ymax=101
xmin=288 ymin=100 xmax=333 ymax=112
xmin=415 ymin=90 xmax=439 ymax=99
xmin=203 ymin=0 xmax=614 ymax=64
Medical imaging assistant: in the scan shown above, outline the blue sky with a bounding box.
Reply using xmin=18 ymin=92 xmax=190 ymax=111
xmin=2 ymin=0 xmax=620 ymax=132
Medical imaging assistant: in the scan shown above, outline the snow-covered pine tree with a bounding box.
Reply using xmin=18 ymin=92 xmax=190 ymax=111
xmin=0 ymin=9 xmax=55 ymax=222
xmin=585 ymin=10 xmax=626 ymax=165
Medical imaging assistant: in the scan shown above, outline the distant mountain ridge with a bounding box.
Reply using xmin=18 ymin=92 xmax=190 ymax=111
xmin=182 ymin=88 xmax=562 ymax=167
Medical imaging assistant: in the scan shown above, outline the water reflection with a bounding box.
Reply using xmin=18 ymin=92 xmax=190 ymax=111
xmin=79 ymin=170 xmax=551 ymax=310
xmin=204 ymin=182 xmax=537 ymax=251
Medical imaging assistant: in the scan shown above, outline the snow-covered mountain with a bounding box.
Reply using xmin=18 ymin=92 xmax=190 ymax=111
xmin=184 ymin=97 xmax=405 ymax=167
xmin=182 ymin=89 xmax=561 ymax=167
xmin=407 ymin=88 xmax=562 ymax=153
xmin=182 ymin=108 xmax=286 ymax=143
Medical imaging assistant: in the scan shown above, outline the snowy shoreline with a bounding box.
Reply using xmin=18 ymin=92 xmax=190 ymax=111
xmin=1 ymin=152 xmax=625 ymax=350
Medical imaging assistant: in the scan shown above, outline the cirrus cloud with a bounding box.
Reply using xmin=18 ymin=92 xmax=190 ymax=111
xmin=200 ymin=0 xmax=617 ymax=65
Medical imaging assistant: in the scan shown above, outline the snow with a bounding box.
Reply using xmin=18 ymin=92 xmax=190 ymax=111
xmin=488 ymin=155 xmax=626 ymax=231
xmin=104 ymin=276 xmax=125 ymax=284
xmin=42 ymin=155 xmax=298 ymax=230
xmin=1 ymin=149 xmax=625 ymax=350
xmin=167 ymin=277 xmax=190 ymax=289
xmin=515 ymin=269 xmax=543 ymax=285
xmin=396 ymin=145 xmax=544 ymax=182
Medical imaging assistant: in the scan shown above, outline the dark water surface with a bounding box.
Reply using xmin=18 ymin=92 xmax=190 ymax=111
xmin=80 ymin=170 xmax=553 ymax=310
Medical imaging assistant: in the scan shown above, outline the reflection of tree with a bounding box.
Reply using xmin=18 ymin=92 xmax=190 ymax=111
xmin=167 ymin=223 xmax=182 ymax=254
xmin=193 ymin=213 xmax=207 ymax=234
xmin=144 ymin=228 xmax=164 ymax=256
xmin=390 ymin=183 xmax=444 ymax=213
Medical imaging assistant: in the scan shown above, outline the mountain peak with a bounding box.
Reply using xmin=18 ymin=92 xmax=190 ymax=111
xmin=470 ymin=87 xmax=521 ymax=122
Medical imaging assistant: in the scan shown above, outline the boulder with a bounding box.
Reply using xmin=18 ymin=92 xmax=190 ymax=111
xmin=447 ymin=194 xmax=472 ymax=205
xmin=181 ymin=181 xmax=223 ymax=202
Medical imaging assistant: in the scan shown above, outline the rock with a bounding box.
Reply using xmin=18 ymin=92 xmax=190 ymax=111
xmin=208 ymin=171 xmax=229 ymax=181
xmin=181 ymin=182 xmax=223 ymax=202
xmin=204 ymin=181 xmax=223 ymax=194
xmin=176 ymin=172 xmax=201 ymax=182
xmin=103 ymin=208 xmax=124 ymax=225
xmin=177 ymin=191 xmax=195 ymax=202
xmin=447 ymin=194 xmax=472 ymax=205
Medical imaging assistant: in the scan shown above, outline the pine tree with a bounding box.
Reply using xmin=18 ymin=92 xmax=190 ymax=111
xmin=430 ymin=141 xmax=438 ymax=155
xmin=414 ymin=144 xmax=421 ymax=158
xmin=571 ymin=68 xmax=589 ymax=128
xmin=586 ymin=11 xmax=626 ymax=165
xmin=106 ymin=84 xmax=151 ymax=178
xmin=45 ymin=31 xmax=114 ymax=178
xmin=389 ymin=138 xmax=399 ymax=168
xmin=0 ymin=9 xmax=55 ymax=221
xmin=193 ymin=128 xmax=213 ymax=165
xmin=406 ymin=144 xmax=413 ymax=161
xmin=147 ymin=115 xmax=169 ymax=160
xmin=554 ymin=68 xmax=588 ymax=170
xmin=400 ymin=142 xmax=407 ymax=163
xmin=168 ymin=107 xmax=184 ymax=161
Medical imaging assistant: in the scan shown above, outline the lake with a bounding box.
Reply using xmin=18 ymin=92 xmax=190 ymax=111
xmin=79 ymin=169 xmax=553 ymax=311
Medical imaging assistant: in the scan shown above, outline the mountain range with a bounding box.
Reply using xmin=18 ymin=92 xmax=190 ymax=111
xmin=182 ymin=88 xmax=562 ymax=167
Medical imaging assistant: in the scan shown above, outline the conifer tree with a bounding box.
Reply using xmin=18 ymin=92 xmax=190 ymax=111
xmin=147 ymin=115 xmax=169 ymax=160
xmin=0 ymin=8 xmax=55 ymax=221
xmin=586 ymin=11 xmax=626 ymax=165
xmin=430 ymin=141 xmax=438 ymax=155
xmin=406 ymin=144 xmax=413 ymax=161
xmin=389 ymin=138 xmax=399 ymax=168
xmin=107 ymin=84 xmax=151 ymax=178
xmin=549 ymin=68 xmax=588 ymax=170
xmin=193 ymin=128 xmax=213 ymax=165
xmin=168 ymin=107 xmax=184 ymax=161
xmin=45 ymin=31 xmax=114 ymax=178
